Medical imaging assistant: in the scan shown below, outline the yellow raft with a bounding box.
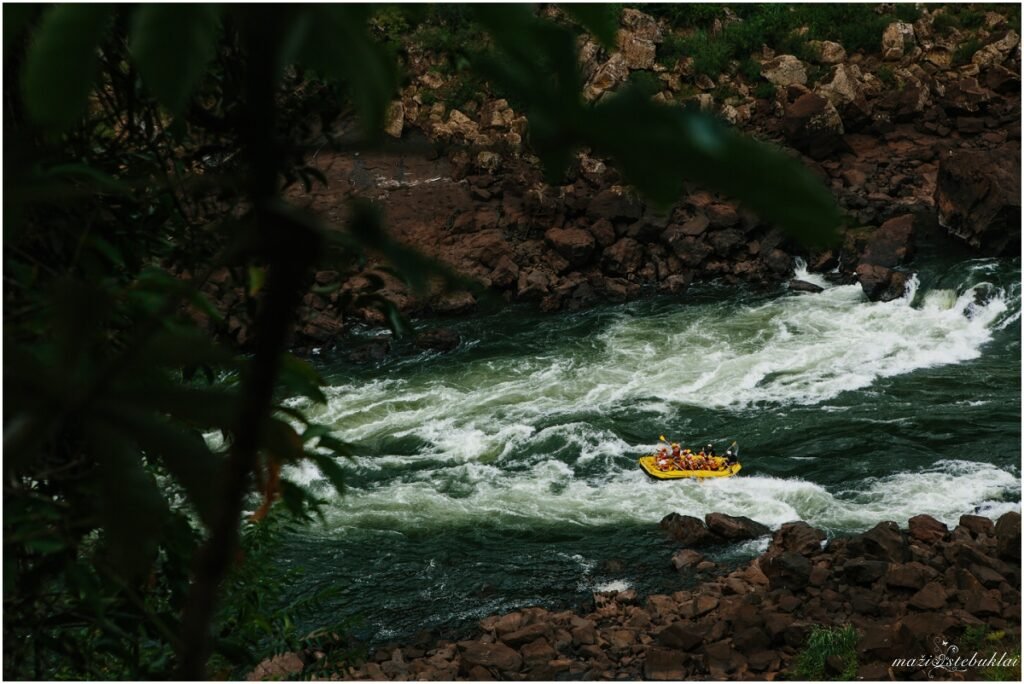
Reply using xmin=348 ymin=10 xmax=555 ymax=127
xmin=639 ymin=455 xmax=742 ymax=480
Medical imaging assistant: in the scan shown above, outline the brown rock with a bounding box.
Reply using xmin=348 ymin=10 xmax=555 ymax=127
xmin=995 ymin=511 xmax=1021 ymax=561
xmin=935 ymin=144 xmax=1021 ymax=255
xmin=861 ymin=214 xmax=916 ymax=268
xmin=769 ymin=521 xmax=827 ymax=556
xmin=762 ymin=552 xmax=812 ymax=591
xmin=959 ymin=514 xmax=996 ymax=538
xmin=656 ymin=622 xmax=703 ymax=651
xmin=519 ymin=638 xmax=556 ymax=669
xmin=545 ymin=227 xmax=596 ymax=267
xmin=909 ymin=582 xmax=948 ymax=610
xmin=643 ymin=647 xmax=686 ymax=680
xmin=855 ymin=264 xmax=909 ymax=302
xmin=459 ymin=641 xmax=522 ymax=673
xmin=705 ymin=512 xmax=770 ymax=541
xmin=886 ymin=562 xmax=935 ymax=590
xmin=762 ymin=55 xmax=808 ymax=86
xmin=602 ymin=237 xmax=645 ymax=276
xmin=247 ymin=652 xmax=305 ymax=681
xmin=501 ymin=623 xmax=548 ymax=648
xmin=843 ymin=559 xmax=889 ymax=585
xmin=589 ymin=218 xmax=616 ymax=248
xmin=671 ymin=549 xmax=706 ymax=571
xmin=588 ymin=187 xmax=643 ymax=221
xmin=679 ymin=595 xmax=719 ymax=619
xmin=908 ymin=514 xmax=948 ymax=544
xmin=783 ymin=92 xmax=845 ymax=160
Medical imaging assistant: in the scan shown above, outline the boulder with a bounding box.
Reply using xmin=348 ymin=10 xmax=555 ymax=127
xmin=616 ymin=29 xmax=657 ymax=70
xmin=643 ymin=647 xmax=686 ymax=680
xmin=882 ymin=21 xmax=916 ymax=60
xmin=855 ymin=264 xmax=909 ymax=302
xmin=908 ymin=514 xmax=948 ymax=544
xmin=671 ymin=549 xmax=706 ymax=571
xmin=849 ymin=521 xmax=911 ymax=563
xmin=782 ymin=92 xmax=845 ymax=160
xmin=656 ymin=622 xmax=704 ymax=651
xmin=585 ymin=53 xmax=630 ymax=101
xmin=860 ymin=214 xmax=916 ymax=268
xmin=958 ymin=514 xmax=996 ymax=538
xmin=995 ymin=511 xmax=1021 ymax=561
xmin=761 ymin=55 xmax=808 ymax=86
xmin=769 ymin=521 xmax=827 ymax=555
xmin=588 ymin=187 xmax=643 ymax=222
xmin=247 ymin=652 xmax=305 ymax=681
xmin=789 ymin=279 xmax=824 ymax=293
xmin=459 ymin=641 xmax=522 ymax=673
xmin=886 ymin=562 xmax=936 ymax=591
xmin=660 ymin=513 xmax=715 ymax=546
xmin=384 ymin=100 xmax=404 ymax=139
xmin=705 ymin=512 xmax=770 ymax=541
xmin=971 ymin=29 xmax=1020 ymax=68
xmin=843 ymin=559 xmax=889 ymax=585
xmin=602 ymin=237 xmax=645 ymax=277
xmin=501 ymin=623 xmax=549 ymax=648
xmin=909 ymin=582 xmax=948 ymax=611
xmin=761 ymin=552 xmax=812 ymax=591
xmin=544 ymin=227 xmax=596 ymax=267
xmin=813 ymin=40 xmax=847 ymax=64
xmin=935 ymin=145 xmax=1022 ymax=255
xmin=414 ymin=328 xmax=461 ymax=353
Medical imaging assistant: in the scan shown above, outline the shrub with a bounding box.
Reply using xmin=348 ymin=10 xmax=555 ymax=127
xmin=626 ymin=69 xmax=664 ymax=97
xmin=794 ymin=624 xmax=859 ymax=681
xmin=953 ymin=37 xmax=984 ymax=66
xmin=877 ymin=64 xmax=896 ymax=87
xmin=932 ymin=11 xmax=959 ymax=35
xmin=754 ymin=81 xmax=777 ymax=99
xmin=645 ymin=3 xmax=723 ymax=29
xmin=739 ymin=56 xmax=762 ymax=81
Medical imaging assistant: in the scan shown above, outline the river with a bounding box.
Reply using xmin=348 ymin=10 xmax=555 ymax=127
xmin=275 ymin=250 xmax=1021 ymax=645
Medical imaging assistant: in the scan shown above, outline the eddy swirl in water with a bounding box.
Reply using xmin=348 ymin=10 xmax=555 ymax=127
xmin=294 ymin=258 xmax=1021 ymax=535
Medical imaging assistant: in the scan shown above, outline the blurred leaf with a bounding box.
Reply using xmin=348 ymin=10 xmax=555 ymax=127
xmin=262 ymin=417 xmax=303 ymax=463
xmin=278 ymin=354 xmax=327 ymax=404
xmin=247 ymin=265 xmax=266 ymax=296
xmin=563 ymin=4 xmax=620 ymax=49
xmin=130 ymin=4 xmax=223 ymax=114
xmin=308 ymin=452 xmax=346 ymax=494
xmin=3 ymin=3 xmax=40 ymax=57
xmin=88 ymin=426 xmax=169 ymax=579
xmin=21 ymin=4 xmax=113 ymax=132
xmin=40 ymin=163 xmax=130 ymax=194
xmin=101 ymin=408 xmax=225 ymax=528
xmin=298 ymin=5 xmax=398 ymax=136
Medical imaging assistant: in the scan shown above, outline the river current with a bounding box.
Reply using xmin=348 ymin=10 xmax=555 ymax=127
xmin=276 ymin=252 xmax=1021 ymax=644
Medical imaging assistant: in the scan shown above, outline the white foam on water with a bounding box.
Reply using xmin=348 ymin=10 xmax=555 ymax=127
xmin=293 ymin=263 xmax=1019 ymax=535
xmin=593 ymin=579 xmax=632 ymax=593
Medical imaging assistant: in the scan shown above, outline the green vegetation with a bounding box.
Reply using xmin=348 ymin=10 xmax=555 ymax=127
xmin=961 ymin=626 xmax=1023 ymax=681
xmin=793 ymin=624 xmax=859 ymax=680
xmin=754 ymin=81 xmax=777 ymax=99
xmin=954 ymin=36 xmax=985 ymax=66
xmin=877 ymin=64 xmax=896 ymax=87
xmin=4 ymin=3 xmax=845 ymax=680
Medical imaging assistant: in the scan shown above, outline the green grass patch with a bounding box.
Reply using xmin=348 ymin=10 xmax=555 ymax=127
xmin=793 ymin=624 xmax=859 ymax=681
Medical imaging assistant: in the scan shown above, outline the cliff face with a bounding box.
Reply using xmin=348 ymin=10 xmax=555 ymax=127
xmin=202 ymin=5 xmax=1021 ymax=353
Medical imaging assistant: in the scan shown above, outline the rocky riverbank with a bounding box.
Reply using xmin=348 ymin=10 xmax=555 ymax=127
xmin=184 ymin=3 xmax=1021 ymax=356
xmin=249 ymin=510 xmax=1021 ymax=681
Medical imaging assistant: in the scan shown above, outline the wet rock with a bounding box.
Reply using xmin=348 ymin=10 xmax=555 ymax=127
xmin=348 ymin=338 xmax=392 ymax=364
xmin=705 ymin=512 xmax=770 ymax=541
xmin=855 ymin=264 xmax=909 ymax=302
xmin=414 ymin=328 xmax=461 ymax=353
xmin=908 ymin=514 xmax=948 ymax=544
xmin=995 ymin=511 xmax=1021 ymax=561
xmin=769 ymin=521 xmax=827 ymax=555
xmin=861 ymin=214 xmax=916 ymax=268
xmin=959 ymin=514 xmax=996 ymax=538
xmin=886 ymin=562 xmax=936 ymax=590
xmin=789 ymin=279 xmax=824 ymax=293
xmin=671 ymin=549 xmax=706 ymax=571
xmin=935 ymin=144 xmax=1021 ymax=255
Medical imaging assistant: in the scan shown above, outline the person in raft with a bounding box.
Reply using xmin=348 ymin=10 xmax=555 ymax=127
xmin=656 ymin=446 xmax=672 ymax=471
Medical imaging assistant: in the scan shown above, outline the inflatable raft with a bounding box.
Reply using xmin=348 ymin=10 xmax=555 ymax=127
xmin=638 ymin=455 xmax=742 ymax=480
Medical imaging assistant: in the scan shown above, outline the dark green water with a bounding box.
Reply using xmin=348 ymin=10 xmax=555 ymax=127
xmin=278 ymin=255 xmax=1020 ymax=644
